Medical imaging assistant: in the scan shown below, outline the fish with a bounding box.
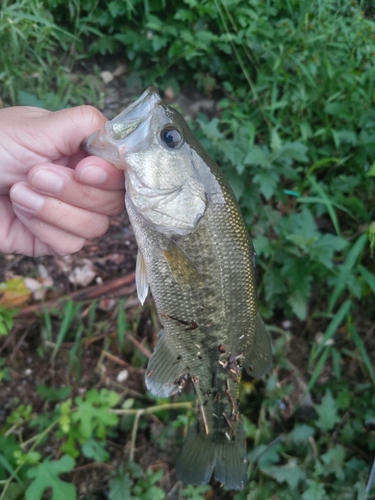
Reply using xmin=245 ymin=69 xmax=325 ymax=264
xmin=83 ymin=87 xmax=272 ymax=490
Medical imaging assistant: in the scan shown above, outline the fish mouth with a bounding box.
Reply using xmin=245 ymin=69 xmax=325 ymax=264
xmin=112 ymin=87 xmax=161 ymax=128
xmin=82 ymin=87 xmax=162 ymax=165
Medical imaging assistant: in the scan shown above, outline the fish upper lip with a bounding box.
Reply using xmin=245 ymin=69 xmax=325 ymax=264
xmin=112 ymin=87 xmax=162 ymax=125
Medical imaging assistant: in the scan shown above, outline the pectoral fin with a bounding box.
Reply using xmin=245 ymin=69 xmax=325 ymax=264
xmin=136 ymin=250 xmax=149 ymax=305
xmin=242 ymin=314 xmax=272 ymax=379
xmin=162 ymin=240 xmax=203 ymax=288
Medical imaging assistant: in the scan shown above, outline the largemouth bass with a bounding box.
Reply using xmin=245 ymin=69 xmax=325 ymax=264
xmin=83 ymin=87 xmax=272 ymax=490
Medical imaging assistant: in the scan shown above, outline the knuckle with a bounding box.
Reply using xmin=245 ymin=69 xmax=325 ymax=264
xmin=53 ymin=236 xmax=85 ymax=256
xmin=101 ymin=196 xmax=125 ymax=216
xmin=90 ymin=215 xmax=109 ymax=238
xmin=76 ymin=105 xmax=106 ymax=131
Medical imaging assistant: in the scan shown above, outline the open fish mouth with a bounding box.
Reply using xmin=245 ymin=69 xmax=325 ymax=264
xmin=82 ymin=87 xmax=162 ymax=164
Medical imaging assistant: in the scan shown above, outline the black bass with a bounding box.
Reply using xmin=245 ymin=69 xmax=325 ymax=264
xmin=83 ymin=88 xmax=272 ymax=490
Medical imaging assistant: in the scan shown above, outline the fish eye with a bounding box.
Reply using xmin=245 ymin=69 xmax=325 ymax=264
xmin=160 ymin=126 xmax=183 ymax=149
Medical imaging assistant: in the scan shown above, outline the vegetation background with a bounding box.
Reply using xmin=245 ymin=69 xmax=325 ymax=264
xmin=0 ymin=0 xmax=375 ymax=498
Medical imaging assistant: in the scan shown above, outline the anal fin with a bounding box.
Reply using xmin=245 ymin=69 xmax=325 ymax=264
xmin=145 ymin=329 xmax=184 ymax=397
xmin=243 ymin=313 xmax=272 ymax=379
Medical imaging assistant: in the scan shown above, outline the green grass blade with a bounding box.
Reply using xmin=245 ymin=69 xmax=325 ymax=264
xmin=328 ymin=234 xmax=368 ymax=312
xmin=308 ymin=177 xmax=341 ymax=235
xmin=68 ymin=325 xmax=83 ymax=375
xmin=358 ymin=264 xmax=375 ymax=294
xmin=310 ymin=299 xmax=351 ymax=363
xmin=42 ymin=305 xmax=52 ymax=342
xmin=308 ymin=348 xmax=331 ymax=391
xmin=117 ymin=298 xmax=127 ymax=350
xmin=297 ymin=196 xmax=356 ymax=220
xmin=349 ymin=324 xmax=375 ymax=386
xmin=51 ymin=301 xmax=80 ymax=362
xmin=0 ymin=453 xmax=22 ymax=483
xmin=331 ymin=348 xmax=341 ymax=379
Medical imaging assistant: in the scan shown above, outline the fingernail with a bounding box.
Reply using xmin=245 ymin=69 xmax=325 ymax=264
xmin=31 ymin=169 xmax=64 ymax=194
xmin=79 ymin=165 xmax=108 ymax=185
xmin=11 ymin=184 xmax=44 ymax=213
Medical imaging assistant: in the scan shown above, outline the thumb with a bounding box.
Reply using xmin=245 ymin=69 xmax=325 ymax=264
xmin=38 ymin=105 xmax=108 ymax=157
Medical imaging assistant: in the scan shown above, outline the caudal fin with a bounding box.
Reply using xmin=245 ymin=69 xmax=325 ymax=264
xmin=175 ymin=421 xmax=247 ymax=490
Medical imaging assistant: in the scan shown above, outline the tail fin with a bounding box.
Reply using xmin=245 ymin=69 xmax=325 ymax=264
xmin=175 ymin=420 xmax=247 ymax=490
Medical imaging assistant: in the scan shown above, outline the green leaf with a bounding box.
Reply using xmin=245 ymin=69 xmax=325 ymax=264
xmin=277 ymin=141 xmax=308 ymax=163
xmin=243 ymin=416 xmax=257 ymax=438
xmin=290 ymin=424 xmax=315 ymax=444
xmin=288 ymin=292 xmax=307 ymax=320
xmin=17 ymin=91 xmax=46 ymax=108
xmin=72 ymin=389 xmax=119 ymax=439
xmin=249 ymin=443 xmax=281 ymax=468
xmin=302 ymin=479 xmax=327 ymax=500
xmin=26 ymin=455 xmax=76 ymax=500
xmin=109 ymin=473 xmax=132 ymax=500
xmin=321 ymin=445 xmax=345 ymax=480
xmin=36 ymin=385 xmax=72 ymax=401
xmin=253 ymin=171 xmax=279 ymax=199
xmin=310 ymin=234 xmax=348 ymax=268
xmin=180 ymin=484 xmax=211 ymax=499
xmin=314 ymin=390 xmax=340 ymax=431
xmin=82 ymin=438 xmax=109 ymax=462
xmin=265 ymin=463 xmax=306 ymax=489
xmin=244 ymin=146 xmax=269 ymax=167
xmin=366 ymin=161 xmax=375 ymax=177
xmin=197 ymin=117 xmax=223 ymax=141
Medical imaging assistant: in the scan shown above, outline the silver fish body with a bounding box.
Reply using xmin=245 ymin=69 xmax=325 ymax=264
xmin=83 ymin=88 xmax=272 ymax=490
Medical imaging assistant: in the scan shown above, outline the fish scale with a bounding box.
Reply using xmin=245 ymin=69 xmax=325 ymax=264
xmin=83 ymin=87 xmax=272 ymax=490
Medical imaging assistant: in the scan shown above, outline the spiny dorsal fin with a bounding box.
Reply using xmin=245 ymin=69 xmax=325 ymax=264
xmin=136 ymin=250 xmax=149 ymax=305
xmin=161 ymin=240 xmax=203 ymax=288
xmin=242 ymin=313 xmax=272 ymax=379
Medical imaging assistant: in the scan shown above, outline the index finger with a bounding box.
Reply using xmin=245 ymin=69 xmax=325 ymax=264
xmin=74 ymin=156 xmax=125 ymax=191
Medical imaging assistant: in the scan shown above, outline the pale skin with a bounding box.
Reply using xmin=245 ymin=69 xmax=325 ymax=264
xmin=0 ymin=105 xmax=125 ymax=257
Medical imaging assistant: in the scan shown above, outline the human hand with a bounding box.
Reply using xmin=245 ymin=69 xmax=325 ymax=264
xmin=0 ymin=105 xmax=125 ymax=256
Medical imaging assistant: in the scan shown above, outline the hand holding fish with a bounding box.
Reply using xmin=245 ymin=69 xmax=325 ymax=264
xmin=0 ymin=105 xmax=125 ymax=256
